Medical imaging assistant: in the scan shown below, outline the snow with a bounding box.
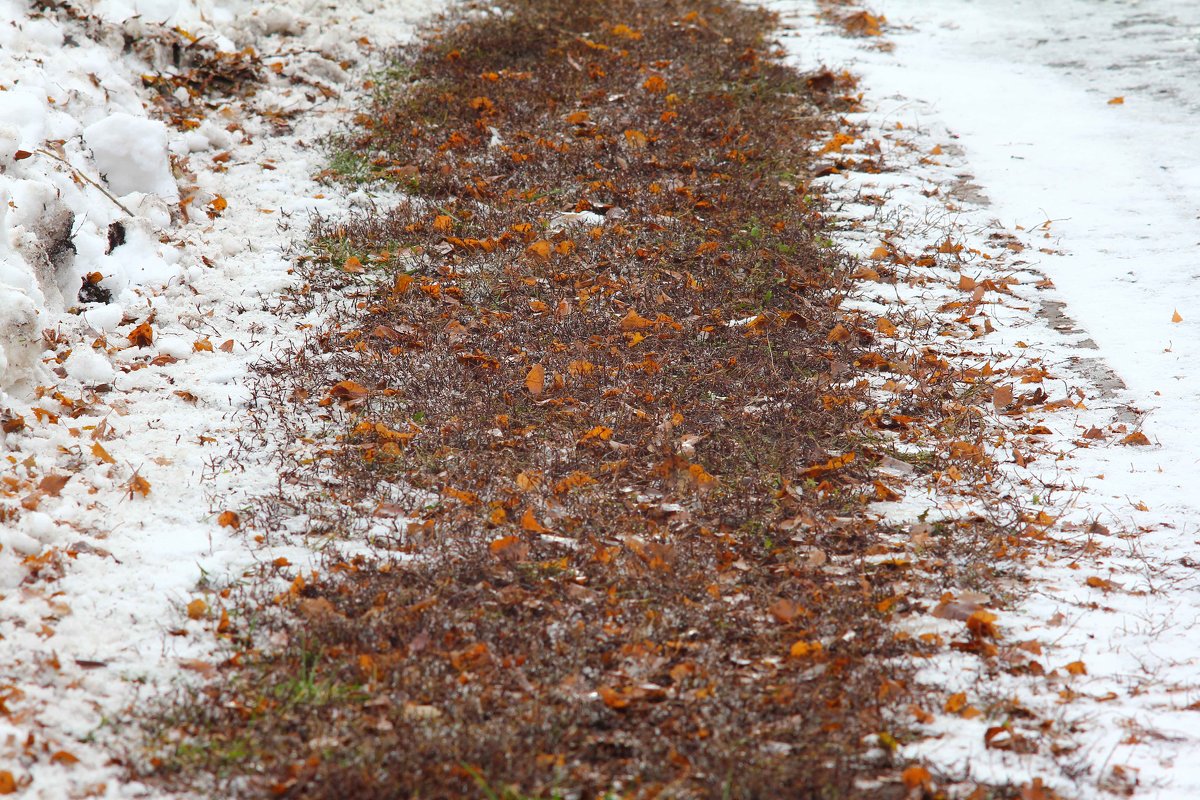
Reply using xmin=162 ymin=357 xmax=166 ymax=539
xmin=0 ymin=0 xmax=441 ymax=796
xmin=773 ymin=0 xmax=1200 ymax=795
xmin=83 ymin=114 xmax=177 ymax=199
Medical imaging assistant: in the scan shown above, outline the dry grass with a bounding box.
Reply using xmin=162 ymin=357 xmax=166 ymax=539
xmin=128 ymin=1 xmax=983 ymax=797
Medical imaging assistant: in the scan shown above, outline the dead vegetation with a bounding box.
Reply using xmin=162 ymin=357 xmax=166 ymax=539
xmin=130 ymin=1 xmax=1024 ymax=797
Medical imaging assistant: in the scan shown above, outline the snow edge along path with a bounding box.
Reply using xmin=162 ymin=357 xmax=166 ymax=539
xmin=775 ymin=1 xmax=1200 ymax=798
xmin=0 ymin=1 xmax=443 ymax=796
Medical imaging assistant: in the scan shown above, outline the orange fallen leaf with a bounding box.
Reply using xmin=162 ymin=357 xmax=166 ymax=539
xmin=1172 ymin=309 xmax=1183 ymax=323
xmin=329 ymin=380 xmax=370 ymax=401
xmin=187 ymin=598 xmax=208 ymax=620
xmin=526 ymin=240 xmax=552 ymax=260
xmin=49 ymin=751 xmax=79 ymax=765
xmin=619 ymin=309 xmax=654 ymax=331
xmin=342 ymin=256 xmax=365 ymax=273
xmin=526 ymin=363 xmax=546 ymax=396
xmin=826 ymin=323 xmax=851 ymax=343
xmin=91 ymin=442 xmax=115 ymax=464
xmin=129 ymin=474 xmax=151 ymax=497
xmin=875 ymin=317 xmax=898 ymax=336
xmin=127 ymin=322 xmax=154 ymax=348
xmin=520 ymin=508 xmax=552 ymax=533
xmin=901 ymin=765 xmax=931 ymax=790
xmin=193 ymin=338 xmax=214 ymax=352
xmin=1120 ymin=431 xmax=1151 ymax=447
xmin=789 ymin=640 xmax=822 ymax=658
xmin=598 ymin=685 xmax=630 ymax=709
xmin=488 ymin=535 xmax=521 ymax=555
xmin=0 ymin=770 xmax=15 ymax=794
xmin=993 ymin=385 xmax=1013 ymax=409
xmin=642 ymin=75 xmax=667 ymax=93
xmin=433 ymin=215 xmax=455 ymax=232
xmin=217 ymin=511 xmax=240 ymax=529
xmin=1107 ymin=96 xmax=1125 ymax=105
xmin=1065 ymin=660 xmax=1087 ymax=676
xmin=945 ymin=693 xmax=968 ymax=714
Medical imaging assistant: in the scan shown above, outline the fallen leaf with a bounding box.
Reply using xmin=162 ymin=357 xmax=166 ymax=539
xmin=520 ymin=508 xmax=552 ymax=533
xmin=1172 ymin=309 xmax=1183 ymax=323
xmin=526 ymin=240 xmax=552 ymax=260
xmin=127 ymin=322 xmax=154 ymax=348
xmin=91 ymin=442 xmax=115 ymax=464
xmin=526 ymin=363 xmax=546 ymax=396
xmin=1065 ymin=660 xmax=1088 ymax=676
xmin=342 ymin=256 xmax=365 ymax=273
xmin=329 ymin=380 xmax=370 ymax=401
xmin=187 ymin=598 xmax=208 ymax=620
xmin=1120 ymin=432 xmax=1151 ymax=447
xmin=618 ymin=309 xmax=654 ymax=331
xmin=826 ymin=323 xmax=851 ymax=343
xmin=129 ymin=474 xmax=151 ymax=497
xmin=875 ymin=317 xmax=898 ymax=336
xmin=0 ymin=771 xmax=16 ymax=794
xmin=49 ymin=751 xmax=78 ymax=765
xmin=993 ymin=385 xmax=1013 ymax=409
xmin=217 ymin=511 xmax=240 ymax=529
xmin=39 ymin=474 xmax=71 ymax=496
xmin=945 ymin=693 xmax=968 ymax=714
xmin=1108 ymin=96 xmax=1125 ymax=105
xmin=901 ymin=765 xmax=931 ymax=790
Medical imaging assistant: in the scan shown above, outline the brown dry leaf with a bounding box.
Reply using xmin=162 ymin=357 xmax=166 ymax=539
xmin=945 ymin=693 xmax=968 ymax=714
xmin=966 ymin=609 xmax=999 ymax=639
xmin=875 ymin=317 xmax=898 ymax=336
xmin=597 ymin=685 xmax=630 ymax=709
xmin=193 ymin=338 xmax=214 ymax=352
xmin=127 ymin=322 xmax=154 ymax=348
xmin=768 ymin=598 xmax=800 ymax=624
xmin=565 ymin=110 xmax=590 ymax=125
xmin=993 ymin=385 xmax=1013 ymax=409
xmin=342 ymin=256 xmax=365 ymax=273
xmin=618 ymin=309 xmax=654 ymax=331
xmin=826 ymin=323 xmax=851 ymax=343
xmin=39 ymin=474 xmax=70 ymax=496
xmin=187 ymin=598 xmax=208 ymax=620
xmin=0 ymin=770 xmax=15 ymax=794
xmin=49 ymin=751 xmax=78 ymax=765
xmin=1121 ymin=431 xmax=1151 ymax=446
xmin=91 ymin=442 xmax=115 ymax=464
xmin=520 ymin=508 xmax=552 ymax=533
xmin=217 ymin=511 xmax=240 ymax=529
xmin=219 ymin=339 xmax=235 ymax=353
xmin=433 ymin=215 xmax=455 ymax=232
xmin=329 ymin=380 xmax=369 ymax=401
xmin=525 ymin=363 xmax=546 ymax=396
xmin=1065 ymin=660 xmax=1088 ymax=676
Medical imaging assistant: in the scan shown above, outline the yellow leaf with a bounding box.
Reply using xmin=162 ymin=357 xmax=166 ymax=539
xmin=944 ymin=693 xmax=967 ymax=714
xmin=525 ymin=363 xmax=545 ymax=396
xmin=1065 ymin=660 xmax=1087 ymax=676
xmin=91 ymin=442 xmax=115 ymax=464
xmin=187 ymin=598 xmax=207 ymax=620
xmin=610 ymin=23 xmax=642 ymax=40
xmin=193 ymin=338 xmax=214 ymax=352
xmin=129 ymin=474 xmax=151 ymax=497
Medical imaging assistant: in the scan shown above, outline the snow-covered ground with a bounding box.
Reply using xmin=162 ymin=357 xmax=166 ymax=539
xmin=0 ymin=1 xmax=438 ymax=796
xmin=773 ymin=0 xmax=1200 ymax=796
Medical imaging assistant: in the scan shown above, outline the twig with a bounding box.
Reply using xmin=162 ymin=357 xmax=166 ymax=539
xmin=35 ymin=147 xmax=135 ymax=216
